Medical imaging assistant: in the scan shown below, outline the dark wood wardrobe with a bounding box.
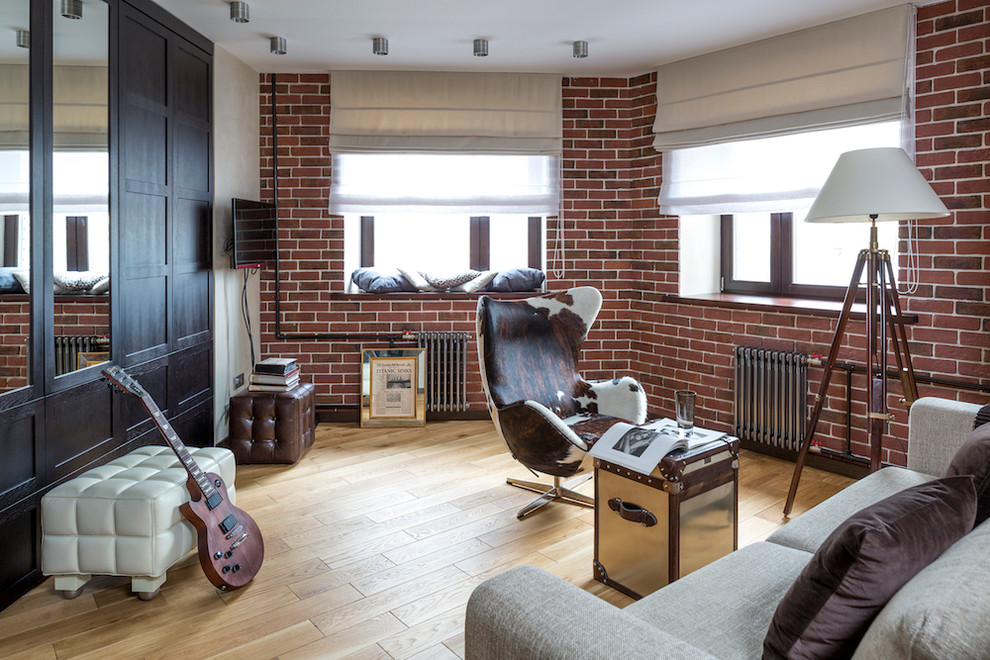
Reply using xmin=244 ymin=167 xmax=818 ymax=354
xmin=0 ymin=0 xmax=214 ymax=611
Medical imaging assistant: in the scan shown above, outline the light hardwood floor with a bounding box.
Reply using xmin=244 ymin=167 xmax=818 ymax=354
xmin=0 ymin=420 xmax=853 ymax=659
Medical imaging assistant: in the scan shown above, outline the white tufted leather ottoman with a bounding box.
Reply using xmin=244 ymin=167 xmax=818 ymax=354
xmin=41 ymin=445 xmax=237 ymax=600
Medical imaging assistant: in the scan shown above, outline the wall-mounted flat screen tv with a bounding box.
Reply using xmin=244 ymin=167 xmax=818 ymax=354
xmin=231 ymin=198 xmax=277 ymax=269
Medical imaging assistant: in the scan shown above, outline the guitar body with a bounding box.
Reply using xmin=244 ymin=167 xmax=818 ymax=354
xmin=180 ymin=473 xmax=264 ymax=590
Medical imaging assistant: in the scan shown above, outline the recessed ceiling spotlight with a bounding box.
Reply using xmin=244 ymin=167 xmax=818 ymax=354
xmin=229 ymin=1 xmax=249 ymax=24
xmin=270 ymin=36 xmax=286 ymax=55
xmin=373 ymin=37 xmax=388 ymax=56
xmin=573 ymin=40 xmax=588 ymax=58
xmin=60 ymin=0 xmax=82 ymax=20
xmin=473 ymin=38 xmax=488 ymax=57
xmin=16 ymin=29 xmax=29 ymax=49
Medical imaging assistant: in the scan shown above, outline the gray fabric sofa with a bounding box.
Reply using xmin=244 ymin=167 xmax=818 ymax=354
xmin=465 ymin=397 xmax=989 ymax=659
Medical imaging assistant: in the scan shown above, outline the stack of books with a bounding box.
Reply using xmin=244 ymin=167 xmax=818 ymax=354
xmin=249 ymin=357 xmax=300 ymax=392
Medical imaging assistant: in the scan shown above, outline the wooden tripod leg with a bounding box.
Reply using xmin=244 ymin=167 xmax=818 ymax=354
xmin=881 ymin=255 xmax=919 ymax=405
xmin=783 ymin=251 xmax=868 ymax=517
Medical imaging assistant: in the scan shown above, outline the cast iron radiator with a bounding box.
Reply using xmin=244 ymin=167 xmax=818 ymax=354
xmin=733 ymin=346 xmax=808 ymax=451
xmin=54 ymin=335 xmax=109 ymax=376
xmin=417 ymin=332 xmax=470 ymax=412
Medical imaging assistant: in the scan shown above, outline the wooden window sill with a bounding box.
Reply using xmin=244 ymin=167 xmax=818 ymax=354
xmin=663 ymin=293 xmax=919 ymax=324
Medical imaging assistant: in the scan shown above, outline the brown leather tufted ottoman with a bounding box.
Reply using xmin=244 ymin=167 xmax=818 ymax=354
xmin=229 ymin=382 xmax=316 ymax=464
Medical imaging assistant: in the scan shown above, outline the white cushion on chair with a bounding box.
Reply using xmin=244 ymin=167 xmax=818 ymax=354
xmin=42 ymin=446 xmax=235 ymax=580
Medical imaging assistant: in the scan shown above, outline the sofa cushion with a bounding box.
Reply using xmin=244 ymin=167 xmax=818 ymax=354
xmin=767 ymin=466 xmax=933 ymax=554
xmin=943 ymin=422 xmax=990 ymax=525
xmin=0 ymin=267 xmax=25 ymax=294
xmin=907 ymin=396 xmax=982 ymax=476
xmin=852 ymin=516 xmax=990 ymax=659
xmin=486 ymin=267 xmax=545 ymax=292
xmin=625 ymin=541 xmax=812 ymax=660
xmin=466 ymin=564 xmax=719 ymax=660
xmin=763 ymin=476 xmax=977 ymax=660
xmin=350 ymin=267 xmax=417 ymax=294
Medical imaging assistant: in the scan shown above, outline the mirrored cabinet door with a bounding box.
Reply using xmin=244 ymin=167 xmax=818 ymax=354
xmin=0 ymin=0 xmax=33 ymax=395
xmin=51 ymin=0 xmax=110 ymax=378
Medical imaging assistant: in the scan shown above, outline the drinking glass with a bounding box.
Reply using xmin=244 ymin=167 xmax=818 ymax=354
xmin=675 ymin=390 xmax=696 ymax=437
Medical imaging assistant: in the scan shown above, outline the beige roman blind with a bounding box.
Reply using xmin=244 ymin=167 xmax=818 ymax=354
xmin=652 ymin=4 xmax=913 ymax=150
xmin=0 ymin=64 xmax=109 ymax=150
xmin=329 ymin=70 xmax=562 ymax=154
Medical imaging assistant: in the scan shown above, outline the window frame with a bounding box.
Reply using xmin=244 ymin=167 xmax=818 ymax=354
xmin=359 ymin=214 xmax=543 ymax=274
xmin=720 ymin=213 xmax=851 ymax=301
xmin=65 ymin=215 xmax=89 ymax=272
xmin=3 ymin=215 xmax=19 ymax=267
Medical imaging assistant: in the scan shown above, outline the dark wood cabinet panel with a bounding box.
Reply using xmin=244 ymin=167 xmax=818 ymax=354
xmin=121 ymin=107 xmax=168 ymax=187
xmin=173 ymin=45 xmax=210 ymax=121
xmin=175 ymin=123 xmax=211 ymax=193
xmin=171 ymin=344 xmax=211 ymax=410
xmin=170 ymin=399 xmax=214 ymax=449
xmin=120 ymin=274 xmax=169 ymax=361
xmin=0 ymin=510 xmax=39 ymax=612
xmin=45 ymin=382 xmax=114 ymax=481
xmin=174 ymin=271 xmax=211 ymax=346
xmin=173 ymin=197 xmax=211 ymax=266
xmin=121 ymin=192 xmax=168 ymax=269
xmin=118 ymin=360 xmax=169 ymax=434
xmin=119 ymin=12 xmax=168 ymax=109
xmin=0 ymin=401 xmax=41 ymax=516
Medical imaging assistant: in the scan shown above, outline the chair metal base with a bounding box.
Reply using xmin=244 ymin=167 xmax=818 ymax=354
xmin=506 ymin=473 xmax=594 ymax=519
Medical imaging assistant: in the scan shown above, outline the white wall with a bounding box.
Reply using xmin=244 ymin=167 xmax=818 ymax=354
xmin=212 ymin=47 xmax=260 ymax=444
xmin=679 ymin=215 xmax=721 ymax=296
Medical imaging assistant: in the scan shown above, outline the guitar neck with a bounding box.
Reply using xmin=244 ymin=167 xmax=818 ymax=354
xmin=138 ymin=394 xmax=215 ymax=499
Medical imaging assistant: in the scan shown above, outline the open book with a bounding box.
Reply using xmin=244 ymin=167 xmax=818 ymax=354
xmin=588 ymin=418 xmax=727 ymax=475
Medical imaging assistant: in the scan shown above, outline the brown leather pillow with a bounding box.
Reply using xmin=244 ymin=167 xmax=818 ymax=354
xmin=763 ymin=476 xmax=977 ymax=660
xmin=944 ymin=423 xmax=990 ymax=525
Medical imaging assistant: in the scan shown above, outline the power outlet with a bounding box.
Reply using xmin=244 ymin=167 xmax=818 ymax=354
xmin=233 ymin=373 xmax=245 ymax=389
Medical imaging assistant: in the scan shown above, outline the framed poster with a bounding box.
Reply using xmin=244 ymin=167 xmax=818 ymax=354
xmin=360 ymin=347 xmax=426 ymax=427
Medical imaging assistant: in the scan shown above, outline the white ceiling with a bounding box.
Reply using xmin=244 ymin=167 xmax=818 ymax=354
xmin=153 ymin=0 xmax=917 ymax=76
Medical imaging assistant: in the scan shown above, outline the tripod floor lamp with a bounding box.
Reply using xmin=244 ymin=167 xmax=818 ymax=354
xmin=783 ymin=147 xmax=949 ymax=517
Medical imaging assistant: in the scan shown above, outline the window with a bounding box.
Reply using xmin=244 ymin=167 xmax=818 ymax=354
xmin=667 ymin=122 xmax=904 ymax=300
xmin=52 ymin=151 xmax=109 ymax=274
xmin=721 ymin=211 xmax=899 ymax=299
xmin=355 ymin=214 xmax=542 ymax=274
xmin=335 ymin=153 xmax=555 ymax=279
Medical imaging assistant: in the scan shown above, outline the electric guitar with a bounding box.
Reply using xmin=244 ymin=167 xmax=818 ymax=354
xmin=102 ymin=365 xmax=264 ymax=591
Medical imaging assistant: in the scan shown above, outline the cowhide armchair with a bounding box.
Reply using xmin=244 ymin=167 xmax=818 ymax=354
xmin=476 ymin=287 xmax=647 ymax=519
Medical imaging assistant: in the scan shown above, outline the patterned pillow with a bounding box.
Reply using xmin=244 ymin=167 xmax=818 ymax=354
xmin=454 ymin=270 xmax=497 ymax=293
xmin=422 ymin=270 xmax=480 ymax=290
xmin=396 ymin=266 xmax=435 ymax=291
xmin=54 ymin=271 xmax=108 ymax=291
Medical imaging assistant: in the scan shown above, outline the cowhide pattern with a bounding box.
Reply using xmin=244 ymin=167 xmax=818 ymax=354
xmin=476 ymin=287 xmax=602 ymax=418
xmin=494 ymin=401 xmax=589 ymax=476
xmin=576 ymin=377 xmax=647 ymax=424
xmin=476 ymin=287 xmax=650 ymax=475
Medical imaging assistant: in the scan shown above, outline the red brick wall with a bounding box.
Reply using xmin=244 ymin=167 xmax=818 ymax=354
xmin=0 ymin=300 xmax=30 ymax=390
xmin=0 ymin=297 xmax=109 ymax=390
xmin=259 ymin=1 xmax=988 ymax=466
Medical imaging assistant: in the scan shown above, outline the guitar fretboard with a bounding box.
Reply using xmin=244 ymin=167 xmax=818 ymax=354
xmin=146 ymin=401 xmax=216 ymax=499
xmin=103 ymin=366 xmax=217 ymax=501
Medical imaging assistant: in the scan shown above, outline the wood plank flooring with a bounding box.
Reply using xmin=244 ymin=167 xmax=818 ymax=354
xmin=0 ymin=420 xmax=853 ymax=659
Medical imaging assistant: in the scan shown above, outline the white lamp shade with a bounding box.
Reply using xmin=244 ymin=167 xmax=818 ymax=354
xmin=805 ymin=147 xmax=949 ymax=223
